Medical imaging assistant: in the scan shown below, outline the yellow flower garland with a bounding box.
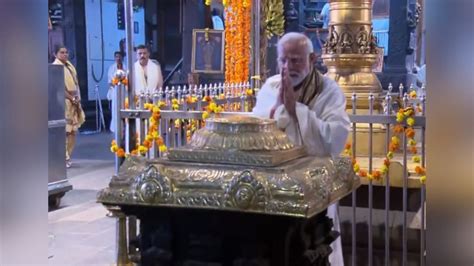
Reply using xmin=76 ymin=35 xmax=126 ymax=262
xmin=346 ymin=106 xmax=426 ymax=184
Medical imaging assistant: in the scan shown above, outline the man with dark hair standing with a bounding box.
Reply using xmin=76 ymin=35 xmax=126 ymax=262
xmin=134 ymin=44 xmax=163 ymax=95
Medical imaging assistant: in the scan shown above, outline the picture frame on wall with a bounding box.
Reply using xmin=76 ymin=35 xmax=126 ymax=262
xmin=191 ymin=29 xmax=225 ymax=74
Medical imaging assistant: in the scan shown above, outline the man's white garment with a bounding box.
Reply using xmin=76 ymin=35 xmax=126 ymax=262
xmin=107 ymin=63 xmax=127 ymax=133
xmin=134 ymin=60 xmax=163 ymax=95
xmin=253 ymin=74 xmax=350 ymax=265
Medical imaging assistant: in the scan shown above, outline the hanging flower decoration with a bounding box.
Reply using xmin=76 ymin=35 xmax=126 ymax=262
xmin=345 ymin=106 xmax=426 ymax=184
xmin=225 ymin=0 xmax=252 ymax=83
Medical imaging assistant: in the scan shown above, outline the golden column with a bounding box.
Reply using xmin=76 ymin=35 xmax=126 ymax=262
xmin=321 ymin=0 xmax=382 ymax=110
xmin=322 ymin=0 xmax=386 ymax=156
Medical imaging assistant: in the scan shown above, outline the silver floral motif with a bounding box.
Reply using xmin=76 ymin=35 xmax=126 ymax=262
xmin=136 ymin=165 xmax=173 ymax=204
xmin=225 ymin=171 xmax=267 ymax=210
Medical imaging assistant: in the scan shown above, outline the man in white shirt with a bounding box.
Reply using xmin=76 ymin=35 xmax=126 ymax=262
xmin=134 ymin=44 xmax=163 ymax=95
xmin=107 ymin=51 xmax=126 ymax=133
xmin=253 ymin=32 xmax=349 ymax=265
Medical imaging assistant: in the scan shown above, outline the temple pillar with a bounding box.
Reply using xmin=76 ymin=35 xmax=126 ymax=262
xmin=321 ymin=0 xmax=386 ymax=156
xmin=376 ymin=0 xmax=421 ymax=91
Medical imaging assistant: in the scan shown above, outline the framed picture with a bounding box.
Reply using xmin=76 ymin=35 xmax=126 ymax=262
xmin=373 ymin=47 xmax=385 ymax=73
xmin=191 ymin=29 xmax=225 ymax=74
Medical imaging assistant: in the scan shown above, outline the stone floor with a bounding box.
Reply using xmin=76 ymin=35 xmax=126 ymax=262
xmin=48 ymin=131 xmax=117 ymax=265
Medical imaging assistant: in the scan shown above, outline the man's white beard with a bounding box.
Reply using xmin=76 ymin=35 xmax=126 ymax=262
xmin=289 ymin=69 xmax=310 ymax=87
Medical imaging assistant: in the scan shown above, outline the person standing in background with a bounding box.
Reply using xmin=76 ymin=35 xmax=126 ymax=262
xmin=107 ymin=51 xmax=127 ymax=133
xmin=52 ymin=45 xmax=86 ymax=168
xmin=134 ymin=44 xmax=163 ymax=95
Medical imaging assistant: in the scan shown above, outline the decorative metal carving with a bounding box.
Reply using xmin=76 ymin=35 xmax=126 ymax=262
xmin=321 ymin=0 xmax=383 ymax=106
xmin=225 ymin=171 xmax=267 ymax=210
xmin=357 ymin=26 xmax=370 ymax=54
xmin=135 ymin=165 xmax=172 ymax=204
xmin=369 ymin=26 xmax=378 ymax=54
xmin=98 ymin=117 xmax=360 ymax=218
xmin=339 ymin=28 xmax=354 ymax=53
xmin=324 ymin=25 xmax=339 ymax=54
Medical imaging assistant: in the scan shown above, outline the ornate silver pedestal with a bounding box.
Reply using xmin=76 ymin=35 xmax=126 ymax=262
xmin=98 ymin=116 xmax=360 ymax=265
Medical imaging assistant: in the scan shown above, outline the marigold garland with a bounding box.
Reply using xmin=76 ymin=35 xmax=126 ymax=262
xmin=224 ymin=0 xmax=252 ymax=83
xmin=345 ymin=106 xmax=427 ymax=184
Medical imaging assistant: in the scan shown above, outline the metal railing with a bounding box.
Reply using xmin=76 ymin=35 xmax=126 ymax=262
xmin=111 ymin=80 xmax=426 ymax=266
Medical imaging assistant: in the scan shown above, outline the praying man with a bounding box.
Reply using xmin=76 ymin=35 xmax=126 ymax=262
xmin=253 ymin=32 xmax=350 ymax=265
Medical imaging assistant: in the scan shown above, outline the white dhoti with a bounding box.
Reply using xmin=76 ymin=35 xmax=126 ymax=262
xmin=253 ymin=72 xmax=350 ymax=265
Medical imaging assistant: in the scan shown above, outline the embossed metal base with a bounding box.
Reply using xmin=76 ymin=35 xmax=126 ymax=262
xmin=168 ymin=146 xmax=306 ymax=167
xmin=98 ymin=156 xmax=360 ymax=218
xmin=98 ymin=116 xmax=360 ymax=218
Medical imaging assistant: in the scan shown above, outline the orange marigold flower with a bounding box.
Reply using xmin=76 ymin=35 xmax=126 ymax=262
xmin=143 ymin=140 xmax=152 ymax=148
xmin=383 ymin=158 xmax=391 ymax=166
xmin=121 ymin=78 xmax=128 ymax=85
xmin=358 ymin=169 xmax=367 ymax=177
xmin=405 ymin=128 xmax=415 ymax=138
xmin=345 ymin=143 xmax=351 ymax=150
xmin=116 ymin=148 xmax=126 ymax=158
xmin=112 ymin=77 xmax=119 ymax=86
xmin=130 ymin=149 xmax=138 ymax=155
xmin=156 ymin=136 xmax=164 ymax=146
xmin=372 ymin=170 xmax=382 ymax=181
xmin=415 ymin=166 xmax=426 ymax=175
xmin=204 ymin=96 xmax=212 ymax=102
xmin=393 ymin=124 xmax=404 ymax=134
xmin=389 ymin=142 xmax=399 ymax=152
xmin=410 ymin=146 xmax=418 ymax=154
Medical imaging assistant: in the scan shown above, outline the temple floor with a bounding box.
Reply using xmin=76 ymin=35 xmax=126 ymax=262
xmin=48 ymin=132 xmax=116 ymax=265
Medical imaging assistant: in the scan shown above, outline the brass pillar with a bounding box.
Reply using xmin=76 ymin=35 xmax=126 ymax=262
xmin=107 ymin=206 xmax=133 ymax=266
xmin=322 ymin=0 xmax=386 ymax=156
xmin=321 ymin=0 xmax=382 ymax=110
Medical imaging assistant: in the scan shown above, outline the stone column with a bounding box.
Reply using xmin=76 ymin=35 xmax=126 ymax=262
xmin=377 ymin=0 xmax=420 ymax=91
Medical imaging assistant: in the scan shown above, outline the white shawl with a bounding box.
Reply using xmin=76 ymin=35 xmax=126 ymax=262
xmin=134 ymin=60 xmax=163 ymax=95
xmin=253 ymin=73 xmax=349 ymax=266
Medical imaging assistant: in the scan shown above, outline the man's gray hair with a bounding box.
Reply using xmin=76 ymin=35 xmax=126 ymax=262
xmin=277 ymin=32 xmax=314 ymax=55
